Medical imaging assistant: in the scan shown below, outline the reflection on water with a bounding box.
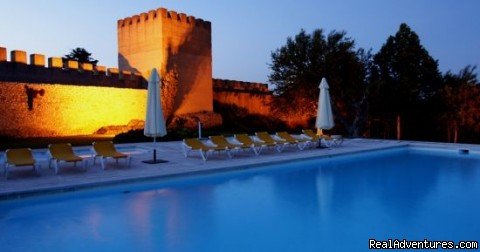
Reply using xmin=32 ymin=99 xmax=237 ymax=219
xmin=122 ymin=185 xmax=216 ymax=252
xmin=85 ymin=207 xmax=103 ymax=241
xmin=272 ymin=168 xmax=321 ymax=215
xmin=315 ymin=167 xmax=335 ymax=220
xmin=324 ymin=152 xmax=442 ymax=219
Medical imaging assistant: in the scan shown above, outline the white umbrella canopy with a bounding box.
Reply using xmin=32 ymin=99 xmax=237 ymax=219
xmin=143 ymin=68 xmax=167 ymax=164
xmin=315 ymin=78 xmax=334 ymax=135
xmin=144 ymin=68 xmax=167 ymax=138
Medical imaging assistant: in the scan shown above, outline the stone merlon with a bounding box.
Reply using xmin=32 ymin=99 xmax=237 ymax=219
xmin=117 ymin=8 xmax=211 ymax=29
xmin=0 ymin=46 xmax=145 ymax=89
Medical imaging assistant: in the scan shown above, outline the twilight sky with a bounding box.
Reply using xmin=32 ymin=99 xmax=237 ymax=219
xmin=1 ymin=0 xmax=478 ymax=83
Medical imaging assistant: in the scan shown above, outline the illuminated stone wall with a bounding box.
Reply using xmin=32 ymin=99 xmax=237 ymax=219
xmin=0 ymin=82 xmax=146 ymax=137
xmin=0 ymin=8 xmax=307 ymax=138
xmin=0 ymin=47 xmax=145 ymax=88
xmin=213 ymin=79 xmax=272 ymax=116
xmin=118 ymin=8 xmax=213 ymax=115
xmin=213 ymin=79 xmax=309 ymax=128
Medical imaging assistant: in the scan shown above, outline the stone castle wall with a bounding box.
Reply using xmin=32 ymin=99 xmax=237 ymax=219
xmin=0 ymin=82 xmax=147 ymax=137
xmin=118 ymin=8 xmax=213 ymax=115
xmin=213 ymin=79 xmax=308 ymax=127
xmin=0 ymin=47 xmax=145 ymax=88
xmin=0 ymin=47 xmax=272 ymax=137
xmin=0 ymin=46 xmax=220 ymax=138
xmin=213 ymin=79 xmax=272 ymax=116
xmin=0 ymin=7 xmax=306 ymax=138
xmin=0 ymin=78 xmax=284 ymax=138
xmin=0 ymin=47 xmax=148 ymax=137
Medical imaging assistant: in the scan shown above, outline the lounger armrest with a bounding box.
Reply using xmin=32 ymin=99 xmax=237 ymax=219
xmin=181 ymin=142 xmax=193 ymax=150
xmin=89 ymin=147 xmax=97 ymax=157
xmin=273 ymin=135 xmax=287 ymax=141
xmin=204 ymin=140 xmax=218 ymax=148
xmin=228 ymin=137 xmax=243 ymax=145
xmin=252 ymin=136 xmax=265 ymax=143
xmin=46 ymin=150 xmax=54 ymax=159
xmin=300 ymin=134 xmax=313 ymax=140
xmin=90 ymin=147 xmax=97 ymax=157
xmin=291 ymin=134 xmax=305 ymax=141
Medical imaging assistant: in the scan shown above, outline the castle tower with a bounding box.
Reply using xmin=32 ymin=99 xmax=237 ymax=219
xmin=118 ymin=8 xmax=213 ymax=115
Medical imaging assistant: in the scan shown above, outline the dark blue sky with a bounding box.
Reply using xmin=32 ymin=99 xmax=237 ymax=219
xmin=1 ymin=0 xmax=478 ymax=83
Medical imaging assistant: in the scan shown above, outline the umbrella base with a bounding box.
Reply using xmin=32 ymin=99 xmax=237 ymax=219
xmin=142 ymin=149 xmax=167 ymax=164
xmin=142 ymin=159 xmax=168 ymax=164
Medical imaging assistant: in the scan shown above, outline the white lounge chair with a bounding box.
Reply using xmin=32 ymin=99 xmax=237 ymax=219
xmin=276 ymin=131 xmax=311 ymax=150
xmin=4 ymin=148 xmax=40 ymax=179
xmin=48 ymin=143 xmax=87 ymax=174
xmin=92 ymin=141 xmax=131 ymax=169
xmin=210 ymin=135 xmax=258 ymax=156
xmin=182 ymin=138 xmax=231 ymax=161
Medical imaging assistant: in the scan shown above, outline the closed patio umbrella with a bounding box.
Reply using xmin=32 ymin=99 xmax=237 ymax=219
xmin=143 ymin=68 xmax=168 ymax=164
xmin=315 ymin=78 xmax=334 ymax=136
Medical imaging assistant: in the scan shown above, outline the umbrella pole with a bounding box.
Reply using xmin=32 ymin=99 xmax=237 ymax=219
xmin=316 ymin=128 xmax=325 ymax=149
xmin=143 ymin=136 xmax=167 ymax=164
xmin=198 ymin=121 xmax=202 ymax=139
xmin=153 ymin=137 xmax=157 ymax=162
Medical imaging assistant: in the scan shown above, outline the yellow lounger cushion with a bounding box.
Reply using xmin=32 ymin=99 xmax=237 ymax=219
xmin=210 ymin=135 xmax=250 ymax=149
xmin=235 ymin=134 xmax=274 ymax=147
xmin=277 ymin=132 xmax=307 ymax=144
xmin=184 ymin=138 xmax=227 ymax=151
xmin=49 ymin=143 xmax=83 ymax=162
xmin=6 ymin=148 xmax=35 ymax=166
xmin=93 ymin=141 xmax=128 ymax=159
xmin=256 ymin=132 xmax=287 ymax=145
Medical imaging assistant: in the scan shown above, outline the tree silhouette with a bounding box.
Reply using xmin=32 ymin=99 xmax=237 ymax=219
xmin=269 ymin=29 xmax=369 ymax=136
xmin=441 ymin=66 xmax=479 ymax=142
xmin=64 ymin=47 xmax=98 ymax=65
xmin=369 ymin=23 xmax=442 ymax=139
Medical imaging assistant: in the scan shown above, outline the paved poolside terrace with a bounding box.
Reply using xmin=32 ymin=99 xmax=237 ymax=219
xmin=1 ymin=138 xmax=479 ymax=199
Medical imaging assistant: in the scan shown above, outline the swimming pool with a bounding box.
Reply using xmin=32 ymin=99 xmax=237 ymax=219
xmin=0 ymin=147 xmax=479 ymax=251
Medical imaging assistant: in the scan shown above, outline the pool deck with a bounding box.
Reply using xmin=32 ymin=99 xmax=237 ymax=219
xmin=1 ymin=138 xmax=479 ymax=199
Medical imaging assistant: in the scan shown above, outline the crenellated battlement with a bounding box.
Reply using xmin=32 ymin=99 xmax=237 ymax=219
xmin=213 ymin=79 xmax=273 ymax=116
xmin=0 ymin=47 xmax=145 ymax=89
xmin=117 ymin=8 xmax=211 ymax=30
xmin=213 ymin=79 xmax=270 ymax=93
xmin=118 ymin=7 xmax=213 ymax=115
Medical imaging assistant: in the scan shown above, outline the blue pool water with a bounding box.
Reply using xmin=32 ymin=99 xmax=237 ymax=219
xmin=0 ymin=147 xmax=479 ymax=251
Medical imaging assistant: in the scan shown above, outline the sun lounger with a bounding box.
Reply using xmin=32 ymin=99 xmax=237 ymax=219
xmin=331 ymin=135 xmax=344 ymax=146
xmin=234 ymin=134 xmax=273 ymax=155
xmin=4 ymin=148 xmax=40 ymax=179
xmin=182 ymin=138 xmax=231 ymax=161
xmin=210 ymin=135 xmax=258 ymax=156
xmin=48 ymin=143 xmax=87 ymax=174
xmin=93 ymin=141 xmax=131 ymax=170
xmin=255 ymin=132 xmax=290 ymax=152
xmin=302 ymin=129 xmax=335 ymax=147
xmin=276 ymin=131 xmax=311 ymax=150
